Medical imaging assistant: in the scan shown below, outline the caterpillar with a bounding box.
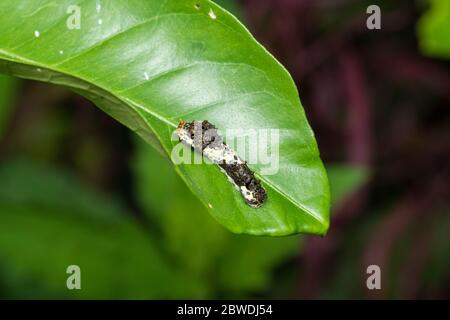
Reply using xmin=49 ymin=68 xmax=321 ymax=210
xmin=176 ymin=120 xmax=267 ymax=208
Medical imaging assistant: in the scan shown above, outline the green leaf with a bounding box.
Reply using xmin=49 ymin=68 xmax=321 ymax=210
xmin=417 ymin=0 xmax=450 ymax=59
xmin=0 ymin=159 xmax=207 ymax=299
xmin=0 ymin=0 xmax=329 ymax=236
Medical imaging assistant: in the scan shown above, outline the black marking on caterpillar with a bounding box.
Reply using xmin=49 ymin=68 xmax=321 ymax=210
xmin=176 ymin=120 xmax=267 ymax=208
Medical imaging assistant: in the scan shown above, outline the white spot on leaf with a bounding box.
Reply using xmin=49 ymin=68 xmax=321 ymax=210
xmin=208 ymin=8 xmax=216 ymax=19
xmin=98 ymin=19 xmax=103 ymax=25
xmin=144 ymin=72 xmax=149 ymax=80
xmin=34 ymin=30 xmax=40 ymax=37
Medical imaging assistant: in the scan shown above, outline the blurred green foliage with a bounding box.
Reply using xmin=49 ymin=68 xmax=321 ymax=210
xmin=424 ymin=213 xmax=450 ymax=292
xmin=0 ymin=127 xmax=365 ymax=298
xmin=418 ymin=0 xmax=450 ymax=58
xmin=0 ymin=159 xmax=206 ymax=299
xmin=0 ymin=75 xmax=19 ymax=136
xmin=327 ymin=164 xmax=367 ymax=207
xmin=213 ymin=0 xmax=242 ymax=20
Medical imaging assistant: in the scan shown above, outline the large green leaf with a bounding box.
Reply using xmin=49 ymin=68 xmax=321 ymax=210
xmin=0 ymin=0 xmax=330 ymax=235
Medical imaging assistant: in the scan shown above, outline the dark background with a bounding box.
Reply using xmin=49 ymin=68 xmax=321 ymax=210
xmin=0 ymin=0 xmax=448 ymax=299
